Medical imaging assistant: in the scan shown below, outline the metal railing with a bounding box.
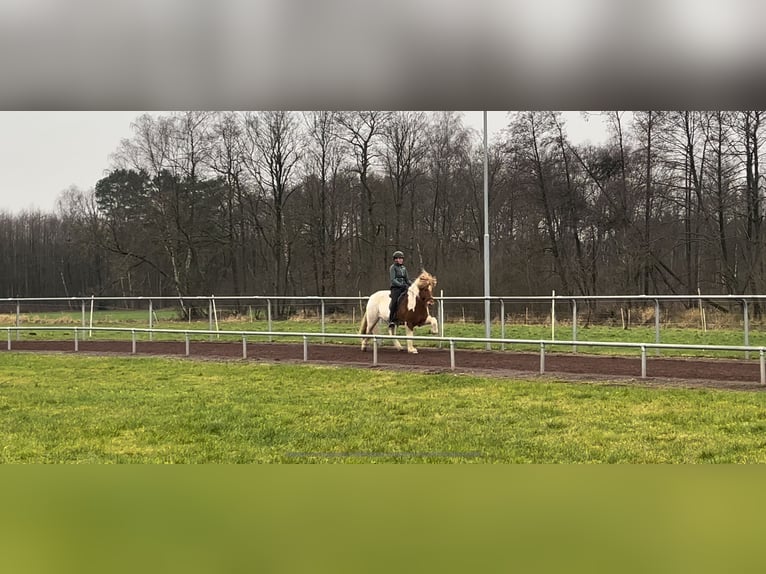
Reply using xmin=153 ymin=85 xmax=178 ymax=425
xmin=5 ymin=325 xmax=766 ymax=385
xmin=3 ymin=293 xmax=766 ymax=357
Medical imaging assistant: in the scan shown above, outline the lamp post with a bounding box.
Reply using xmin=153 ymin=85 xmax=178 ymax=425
xmin=483 ymin=111 xmax=491 ymax=350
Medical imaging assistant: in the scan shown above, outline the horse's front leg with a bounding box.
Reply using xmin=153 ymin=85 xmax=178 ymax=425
xmin=406 ymin=325 xmax=417 ymax=354
xmin=389 ymin=324 xmax=403 ymax=351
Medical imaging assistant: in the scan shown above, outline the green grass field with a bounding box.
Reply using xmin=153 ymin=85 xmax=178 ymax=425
xmin=2 ymin=353 xmax=766 ymax=463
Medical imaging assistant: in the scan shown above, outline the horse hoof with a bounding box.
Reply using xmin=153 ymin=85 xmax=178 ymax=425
xmin=408 ymin=349 xmax=419 ymax=354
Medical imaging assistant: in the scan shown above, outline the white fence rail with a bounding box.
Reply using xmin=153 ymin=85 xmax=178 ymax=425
xmin=4 ymin=325 xmax=766 ymax=385
xmin=3 ymin=293 xmax=766 ymax=357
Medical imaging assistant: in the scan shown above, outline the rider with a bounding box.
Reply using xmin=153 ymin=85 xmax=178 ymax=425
xmin=388 ymin=250 xmax=411 ymax=328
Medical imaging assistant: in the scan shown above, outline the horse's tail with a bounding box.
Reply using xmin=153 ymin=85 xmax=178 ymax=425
xmin=359 ymin=313 xmax=368 ymax=335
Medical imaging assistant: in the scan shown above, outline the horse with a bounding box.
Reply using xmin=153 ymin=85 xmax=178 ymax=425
xmin=359 ymin=271 xmax=439 ymax=354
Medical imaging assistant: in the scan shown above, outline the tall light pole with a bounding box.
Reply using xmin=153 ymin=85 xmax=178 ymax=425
xmin=483 ymin=111 xmax=491 ymax=350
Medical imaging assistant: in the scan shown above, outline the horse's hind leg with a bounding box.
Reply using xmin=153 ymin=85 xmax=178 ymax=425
xmin=360 ymin=314 xmax=375 ymax=351
xmin=389 ymin=323 xmax=403 ymax=351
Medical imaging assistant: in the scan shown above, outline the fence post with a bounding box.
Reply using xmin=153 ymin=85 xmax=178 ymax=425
xmin=74 ymin=328 xmax=79 ymax=352
xmin=15 ymin=300 xmax=20 ymax=342
xmin=185 ymin=333 xmax=190 ymax=357
xmin=655 ymin=299 xmax=661 ymax=357
xmin=131 ymin=330 xmax=136 ymax=354
xmin=572 ymin=299 xmax=577 ymax=354
xmin=551 ymin=290 xmax=556 ymax=341
xmin=372 ymin=336 xmax=378 ymax=366
xmin=213 ymin=295 xmax=221 ymax=339
xmin=267 ymin=299 xmax=273 ymax=342
xmin=641 ymin=345 xmax=647 ymax=378
xmin=242 ymin=336 xmax=247 ymax=359
xmin=450 ymin=339 xmax=455 ymax=370
xmin=485 ymin=295 xmax=491 ymax=352
xmin=760 ymin=348 xmax=765 ymax=386
xmin=89 ymin=294 xmax=95 ymax=338
xmin=743 ymin=299 xmax=750 ymax=360
xmin=438 ymin=290 xmax=445 ymax=349
xmin=303 ymin=336 xmax=308 ymax=362
xmin=7 ymin=328 xmax=11 ymax=350
xmin=540 ymin=342 xmax=545 ymax=374
xmin=149 ymin=299 xmax=153 ymax=342
xmin=209 ymin=298 xmax=214 ymax=341
xmin=500 ymin=300 xmax=505 ymax=351
xmin=321 ymin=299 xmax=326 ymax=344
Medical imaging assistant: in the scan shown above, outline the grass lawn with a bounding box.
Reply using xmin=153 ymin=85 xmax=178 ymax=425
xmin=2 ymin=353 xmax=766 ymax=463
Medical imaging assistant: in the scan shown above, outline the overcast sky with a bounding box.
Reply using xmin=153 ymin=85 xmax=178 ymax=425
xmin=0 ymin=111 xmax=608 ymax=215
xmin=0 ymin=111 xmax=144 ymax=214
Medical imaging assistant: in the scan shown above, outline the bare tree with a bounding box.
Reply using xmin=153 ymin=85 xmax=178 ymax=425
xmin=380 ymin=111 xmax=428 ymax=249
xmin=420 ymin=112 xmax=473 ymax=283
xmin=336 ymin=111 xmax=390 ymax=289
xmin=506 ymin=111 xmax=573 ymax=294
xmin=106 ymin=114 xmax=226 ymax=311
xmin=633 ymin=111 xmax=660 ymax=293
xmin=241 ymin=111 xmax=304 ymax=303
xmin=302 ymin=111 xmax=350 ymax=296
xmin=55 ymin=186 xmax=109 ymax=297
xmin=733 ymin=111 xmax=764 ymax=301
xmin=209 ymin=112 xmax=247 ymax=296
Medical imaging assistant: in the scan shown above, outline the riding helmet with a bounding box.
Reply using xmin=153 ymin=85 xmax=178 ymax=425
xmin=392 ymin=250 xmax=404 ymax=259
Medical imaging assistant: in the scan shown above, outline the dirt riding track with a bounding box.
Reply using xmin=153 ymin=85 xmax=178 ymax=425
xmin=5 ymin=338 xmax=765 ymax=392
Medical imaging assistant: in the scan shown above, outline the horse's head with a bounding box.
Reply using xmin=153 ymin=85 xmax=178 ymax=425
xmin=415 ymin=271 xmax=437 ymax=292
xmin=415 ymin=271 xmax=437 ymax=303
xmin=406 ymin=270 xmax=437 ymax=312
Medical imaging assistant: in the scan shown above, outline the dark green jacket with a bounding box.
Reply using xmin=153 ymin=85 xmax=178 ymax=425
xmin=389 ymin=263 xmax=411 ymax=288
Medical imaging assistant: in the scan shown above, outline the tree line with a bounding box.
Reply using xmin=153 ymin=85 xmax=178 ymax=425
xmin=1 ymin=111 xmax=765 ymax=314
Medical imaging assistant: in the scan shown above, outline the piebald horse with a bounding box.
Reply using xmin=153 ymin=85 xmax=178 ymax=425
xmin=359 ymin=271 xmax=439 ymax=354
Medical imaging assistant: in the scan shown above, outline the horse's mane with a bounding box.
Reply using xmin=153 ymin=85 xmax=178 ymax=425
xmin=407 ymin=270 xmax=437 ymax=309
xmin=415 ymin=270 xmax=436 ymax=290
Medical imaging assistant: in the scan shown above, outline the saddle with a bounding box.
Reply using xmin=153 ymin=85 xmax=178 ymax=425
xmin=389 ymin=290 xmax=408 ymax=319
